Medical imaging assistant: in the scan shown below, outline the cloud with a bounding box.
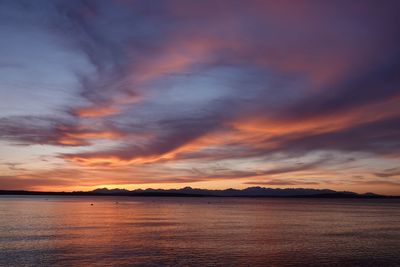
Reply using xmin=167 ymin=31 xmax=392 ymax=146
xmin=0 ymin=116 xmax=122 ymax=146
xmin=264 ymin=115 xmax=400 ymax=157
xmin=281 ymin=56 xmax=400 ymax=121
xmin=360 ymin=180 xmax=400 ymax=186
xmin=51 ymin=0 xmax=400 ymax=165
xmin=244 ymin=179 xmax=320 ymax=186
xmin=0 ymin=175 xmax=74 ymax=190
xmin=1 ymin=0 xmax=400 ymax=193
xmin=374 ymin=168 xmax=400 ymax=178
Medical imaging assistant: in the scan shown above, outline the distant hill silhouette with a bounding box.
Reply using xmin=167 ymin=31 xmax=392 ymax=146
xmin=0 ymin=186 xmax=396 ymax=198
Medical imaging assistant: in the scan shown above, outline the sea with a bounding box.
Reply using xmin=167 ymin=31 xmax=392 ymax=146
xmin=0 ymin=196 xmax=399 ymax=266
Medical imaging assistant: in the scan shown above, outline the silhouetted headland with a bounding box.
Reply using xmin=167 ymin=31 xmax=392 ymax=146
xmin=0 ymin=187 xmax=397 ymax=198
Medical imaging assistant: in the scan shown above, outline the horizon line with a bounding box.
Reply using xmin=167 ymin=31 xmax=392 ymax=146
xmin=1 ymin=186 xmax=398 ymax=197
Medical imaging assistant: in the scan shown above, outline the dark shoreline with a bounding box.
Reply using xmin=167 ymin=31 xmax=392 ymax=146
xmin=1 ymin=190 xmax=398 ymax=199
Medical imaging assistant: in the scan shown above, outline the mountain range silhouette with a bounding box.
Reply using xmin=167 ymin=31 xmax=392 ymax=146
xmin=0 ymin=187 xmax=394 ymax=198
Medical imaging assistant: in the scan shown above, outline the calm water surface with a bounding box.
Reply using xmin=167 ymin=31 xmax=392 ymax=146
xmin=0 ymin=196 xmax=399 ymax=266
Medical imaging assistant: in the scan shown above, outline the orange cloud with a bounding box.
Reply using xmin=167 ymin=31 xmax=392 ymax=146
xmin=73 ymin=106 xmax=119 ymax=118
xmin=232 ymin=96 xmax=400 ymax=141
xmin=63 ymin=131 xmax=122 ymax=140
xmin=57 ymin=137 xmax=90 ymax=146
xmin=63 ymin=154 xmax=166 ymax=167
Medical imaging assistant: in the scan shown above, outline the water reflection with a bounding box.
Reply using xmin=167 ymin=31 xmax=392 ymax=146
xmin=0 ymin=197 xmax=399 ymax=266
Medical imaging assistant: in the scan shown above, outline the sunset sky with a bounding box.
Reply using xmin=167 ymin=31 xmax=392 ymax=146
xmin=1 ymin=0 xmax=400 ymax=194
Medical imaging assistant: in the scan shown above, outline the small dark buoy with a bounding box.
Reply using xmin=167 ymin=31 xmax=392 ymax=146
xmin=115 ymin=202 xmax=119 ymax=204
xmin=90 ymin=203 xmax=94 ymax=206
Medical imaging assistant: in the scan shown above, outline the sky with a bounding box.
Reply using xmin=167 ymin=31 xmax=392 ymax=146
xmin=0 ymin=0 xmax=400 ymax=194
